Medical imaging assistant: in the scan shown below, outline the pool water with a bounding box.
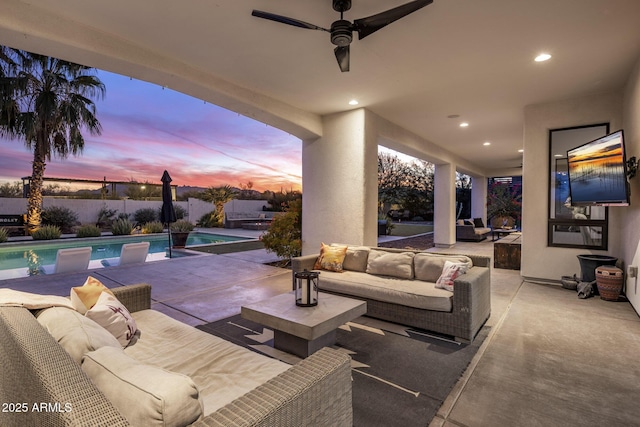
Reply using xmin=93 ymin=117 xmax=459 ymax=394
xmin=0 ymin=232 xmax=250 ymax=279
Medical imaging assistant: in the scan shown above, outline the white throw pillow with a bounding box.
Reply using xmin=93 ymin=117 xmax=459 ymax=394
xmin=82 ymin=346 xmax=203 ymax=427
xmin=36 ymin=307 xmax=121 ymax=364
xmin=85 ymin=292 xmax=137 ymax=347
xmin=435 ymin=261 xmax=469 ymax=292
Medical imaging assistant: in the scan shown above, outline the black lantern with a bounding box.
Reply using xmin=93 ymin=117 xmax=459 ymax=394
xmin=294 ymin=269 xmax=319 ymax=307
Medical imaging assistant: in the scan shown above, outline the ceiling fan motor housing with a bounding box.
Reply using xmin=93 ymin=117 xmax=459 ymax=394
xmin=332 ymin=0 xmax=352 ymax=13
xmin=331 ymin=20 xmax=353 ymax=46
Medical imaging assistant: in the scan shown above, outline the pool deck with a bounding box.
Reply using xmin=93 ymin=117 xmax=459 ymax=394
xmin=0 ymin=227 xmax=290 ymax=326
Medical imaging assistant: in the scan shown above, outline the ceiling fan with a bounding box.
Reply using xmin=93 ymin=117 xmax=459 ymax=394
xmin=251 ymin=0 xmax=434 ymax=72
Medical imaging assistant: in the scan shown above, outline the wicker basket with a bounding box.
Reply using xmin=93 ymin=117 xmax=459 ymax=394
xmin=595 ymin=266 xmax=623 ymax=301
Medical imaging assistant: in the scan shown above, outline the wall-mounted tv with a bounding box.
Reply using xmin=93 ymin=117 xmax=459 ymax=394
xmin=567 ymin=129 xmax=630 ymax=206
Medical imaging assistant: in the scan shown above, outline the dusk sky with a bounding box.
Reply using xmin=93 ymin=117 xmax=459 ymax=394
xmin=0 ymin=70 xmax=302 ymax=192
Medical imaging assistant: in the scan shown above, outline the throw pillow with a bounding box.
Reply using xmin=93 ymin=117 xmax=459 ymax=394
xmin=313 ymin=243 xmax=348 ymax=272
xmin=414 ymin=253 xmax=473 ymax=282
xmin=71 ymin=276 xmax=115 ymax=314
xmin=331 ymin=243 xmax=370 ymax=272
xmin=463 ymin=220 xmax=474 ymax=226
xmin=435 ymin=261 xmax=469 ymax=292
xmin=366 ymin=249 xmax=415 ymax=279
xmin=82 ymin=346 xmax=203 ymax=427
xmin=85 ymin=292 xmax=137 ymax=347
xmin=473 ymin=218 xmax=485 ymax=228
xmin=36 ymin=307 xmax=121 ymax=365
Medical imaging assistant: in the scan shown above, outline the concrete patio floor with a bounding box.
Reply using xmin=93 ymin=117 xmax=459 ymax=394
xmin=2 ymin=234 xmax=639 ymax=426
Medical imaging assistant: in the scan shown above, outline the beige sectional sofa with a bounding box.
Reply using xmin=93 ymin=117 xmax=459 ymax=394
xmin=224 ymin=211 xmax=280 ymax=228
xmin=292 ymin=246 xmax=491 ymax=343
xmin=0 ymin=283 xmax=352 ymax=426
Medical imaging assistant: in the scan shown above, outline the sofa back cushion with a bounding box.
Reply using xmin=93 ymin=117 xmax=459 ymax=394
xmin=36 ymin=307 xmax=121 ymax=365
xmin=332 ymin=243 xmax=370 ymax=272
xmin=366 ymin=249 xmax=415 ymax=279
xmin=82 ymin=346 xmax=203 ymax=427
xmin=414 ymin=253 xmax=473 ymax=282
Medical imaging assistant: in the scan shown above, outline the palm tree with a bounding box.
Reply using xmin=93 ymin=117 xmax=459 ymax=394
xmin=0 ymin=46 xmax=105 ymax=233
xmin=201 ymin=185 xmax=236 ymax=222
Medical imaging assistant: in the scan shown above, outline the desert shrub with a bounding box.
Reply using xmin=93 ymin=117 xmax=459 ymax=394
xmin=111 ymin=218 xmax=134 ymax=236
xmin=41 ymin=206 xmax=78 ymax=233
xmin=76 ymin=224 xmax=102 ymax=238
xmin=32 ymin=225 xmax=62 ymax=240
xmin=261 ymin=199 xmax=301 ymax=262
xmin=196 ymin=210 xmax=222 ymax=228
xmin=117 ymin=212 xmax=130 ymax=220
xmin=96 ymin=206 xmax=118 ymax=228
xmin=170 ymin=219 xmax=195 ymax=232
xmin=0 ymin=228 xmax=8 ymax=243
xmin=142 ymin=221 xmax=164 ymax=234
xmin=133 ymin=208 xmax=157 ymax=225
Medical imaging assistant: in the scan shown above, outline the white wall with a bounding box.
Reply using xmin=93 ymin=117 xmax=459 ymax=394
xmin=0 ymin=197 xmax=212 ymax=225
xmin=620 ymin=54 xmax=640 ymax=314
xmin=223 ymin=200 xmax=270 ymax=213
xmin=521 ymin=91 xmax=624 ymax=282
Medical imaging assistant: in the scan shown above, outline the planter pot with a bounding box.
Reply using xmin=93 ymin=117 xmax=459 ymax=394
xmin=595 ymin=266 xmax=624 ymax=301
xmin=171 ymin=232 xmax=190 ymax=248
xmin=577 ymin=254 xmax=617 ymax=283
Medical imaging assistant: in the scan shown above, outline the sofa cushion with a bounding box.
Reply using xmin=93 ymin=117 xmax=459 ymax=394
xmin=319 ymin=270 xmax=452 ymax=312
xmin=124 ymin=309 xmax=290 ymax=415
xmin=474 ymin=227 xmax=491 ymax=235
xmin=435 ymin=261 xmax=469 ymax=292
xmin=366 ymin=249 xmax=415 ymax=279
xmin=71 ymin=276 xmax=115 ymax=314
xmin=473 ymin=218 xmax=485 ymax=228
xmin=314 ymin=243 xmax=347 ymax=272
xmin=332 ymin=243 xmax=370 ymax=272
xmin=85 ymin=292 xmax=137 ymax=347
xmin=82 ymin=346 xmax=203 ymax=427
xmin=414 ymin=253 xmax=473 ymax=282
xmin=36 ymin=306 xmax=121 ymax=364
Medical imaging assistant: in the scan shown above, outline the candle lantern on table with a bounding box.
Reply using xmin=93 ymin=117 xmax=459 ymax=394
xmin=294 ymin=269 xmax=319 ymax=307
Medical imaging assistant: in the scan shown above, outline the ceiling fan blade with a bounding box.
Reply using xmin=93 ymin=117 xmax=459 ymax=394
xmin=334 ymin=45 xmax=350 ymax=72
xmin=252 ymin=10 xmax=330 ymax=32
xmin=353 ymin=0 xmax=433 ymax=40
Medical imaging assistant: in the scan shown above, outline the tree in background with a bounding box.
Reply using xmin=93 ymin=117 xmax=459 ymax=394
xmin=0 ymin=181 xmax=21 ymax=197
xmin=265 ymin=189 xmax=302 ymax=212
xmin=200 ymin=185 xmax=236 ymax=226
xmin=378 ymin=152 xmax=434 ymax=220
xmin=261 ymin=198 xmax=301 ymax=264
xmin=0 ymin=47 xmax=105 ymax=233
xmin=125 ymin=180 xmax=161 ymax=200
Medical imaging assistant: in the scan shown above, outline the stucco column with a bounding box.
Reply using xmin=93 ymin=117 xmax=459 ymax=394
xmin=301 ymin=109 xmax=378 ymax=255
xmin=434 ymin=163 xmax=456 ymax=248
xmin=471 ymin=175 xmax=487 ymax=226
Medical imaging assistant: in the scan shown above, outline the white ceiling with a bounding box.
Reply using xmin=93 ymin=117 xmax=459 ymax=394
xmin=3 ymin=0 xmax=640 ymax=172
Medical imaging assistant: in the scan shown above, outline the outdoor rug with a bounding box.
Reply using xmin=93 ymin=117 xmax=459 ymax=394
xmin=197 ymin=315 xmax=489 ymax=427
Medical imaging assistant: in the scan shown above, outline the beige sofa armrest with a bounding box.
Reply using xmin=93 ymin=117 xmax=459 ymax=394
xmin=0 ymin=307 xmax=129 ymax=426
xmin=451 ymin=266 xmax=491 ymax=341
xmin=111 ymin=283 xmax=152 ymax=313
xmin=192 ymin=347 xmax=352 ymax=427
xmin=291 ymin=254 xmax=318 ymax=272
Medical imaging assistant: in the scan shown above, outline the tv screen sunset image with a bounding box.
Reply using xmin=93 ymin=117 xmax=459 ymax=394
xmin=567 ymin=131 xmax=627 ymax=205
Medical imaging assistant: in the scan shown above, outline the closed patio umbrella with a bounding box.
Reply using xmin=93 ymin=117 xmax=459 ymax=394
xmin=160 ymin=170 xmax=177 ymax=258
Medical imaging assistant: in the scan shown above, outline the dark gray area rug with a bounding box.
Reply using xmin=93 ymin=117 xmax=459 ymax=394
xmin=197 ymin=315 xmax=489 ymax=427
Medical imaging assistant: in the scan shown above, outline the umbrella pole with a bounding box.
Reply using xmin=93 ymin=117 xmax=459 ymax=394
xmin=168 ymin=225 xmax=172 ymax=259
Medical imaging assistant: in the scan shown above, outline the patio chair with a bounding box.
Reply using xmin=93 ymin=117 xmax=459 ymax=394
xmin=39 ymin=247 xmax=92 ymax=274
xmin=101 ymin=242 xmax=150 ymax=267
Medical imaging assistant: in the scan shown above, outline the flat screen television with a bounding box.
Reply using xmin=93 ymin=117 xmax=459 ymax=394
xmin=567 ymin=129 xmax=630 ymax=206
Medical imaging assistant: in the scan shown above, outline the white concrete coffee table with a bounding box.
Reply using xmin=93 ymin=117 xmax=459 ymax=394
xmin=241 ymin=292 xmax=367 ymax=358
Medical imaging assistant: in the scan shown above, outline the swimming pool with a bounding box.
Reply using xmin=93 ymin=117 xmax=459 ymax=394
xmin=0 ymin=232 xmax=251 ymax=280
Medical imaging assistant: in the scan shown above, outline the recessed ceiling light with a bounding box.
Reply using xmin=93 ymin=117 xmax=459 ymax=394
xmin=348 ymin=99 xmax=359 ymax=106
xmin=554 ymin=154 xmax=563 ymax=157
xmin=518 ymin=149 xmax=524 ymax=153
xmin=459 ymin=122 xmax=469 ymax=128
xmin=483 ymin=142 xmax=491 ymax=146
xmin=535 ymin=53 xmax=552 ymax=62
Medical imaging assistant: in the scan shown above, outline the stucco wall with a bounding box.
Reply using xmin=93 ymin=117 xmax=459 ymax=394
xmin=0 ymin=198 xmax=212 ymax=225
xmin=522 ymin=91 xmax=623 ymax=282
xmin=620 ymin=55 xmax=640 ymax=314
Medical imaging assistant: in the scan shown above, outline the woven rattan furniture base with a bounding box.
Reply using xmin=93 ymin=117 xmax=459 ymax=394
xmin=241 ymin=292 xmax=367 ymax=357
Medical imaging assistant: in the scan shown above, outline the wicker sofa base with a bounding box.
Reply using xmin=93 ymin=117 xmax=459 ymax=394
xmin=0 ymin=284 xmax=353 ymax=427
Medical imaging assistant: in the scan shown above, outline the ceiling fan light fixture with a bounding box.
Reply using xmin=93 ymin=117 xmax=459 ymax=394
xmin=331 ymin=20 xmax=353 ymax=46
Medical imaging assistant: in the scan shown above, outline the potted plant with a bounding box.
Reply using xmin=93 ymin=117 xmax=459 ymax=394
xmin=170 ymin=219 xmax=194 ymax=248
xmin=486 ymin=182 xmax=522 ymax=229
